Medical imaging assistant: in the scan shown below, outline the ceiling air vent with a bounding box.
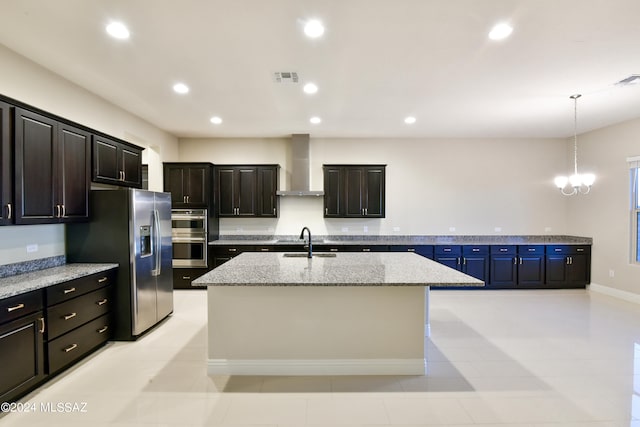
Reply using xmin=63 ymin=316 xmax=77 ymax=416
xmin=615 ymin=74 xmax=640 ymax=86
xmin=274 ymin=72 xmax=299 ymax=83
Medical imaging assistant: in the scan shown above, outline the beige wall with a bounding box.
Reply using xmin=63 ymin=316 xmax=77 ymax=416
xmin=179 ymin=136 xmax=570 ymax=236
xmin=0 ymin=45 xmax=179 ymax=265
xmin=566 ymin=117 xmax=640 ymax=296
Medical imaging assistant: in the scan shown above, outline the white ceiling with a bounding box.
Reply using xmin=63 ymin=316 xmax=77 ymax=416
xmin=1 ymin=0 xmax=639 ymax=139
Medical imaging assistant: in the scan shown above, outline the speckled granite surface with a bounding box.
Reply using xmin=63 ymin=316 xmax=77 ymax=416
xmin=0 ymin=255 xmax=66 ymax=278
xmin=0 ymin=263 xmax=119 ymax=300
xmin=193 ymin=252 xmax=484 ymax=287
xmin=209 ymin=234 xmax=592 ymax=246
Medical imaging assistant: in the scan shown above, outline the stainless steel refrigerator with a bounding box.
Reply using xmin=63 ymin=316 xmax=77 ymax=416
xmin=66 ymin=189 xmax=173 ymax=340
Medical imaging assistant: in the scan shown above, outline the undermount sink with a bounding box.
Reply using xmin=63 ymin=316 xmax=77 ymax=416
xmin=282 ymin=253 xmax=337 ymax=258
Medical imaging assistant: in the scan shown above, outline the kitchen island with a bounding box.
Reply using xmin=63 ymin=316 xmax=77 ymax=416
xmin=194 ymin=252 xmax=483 ymax=375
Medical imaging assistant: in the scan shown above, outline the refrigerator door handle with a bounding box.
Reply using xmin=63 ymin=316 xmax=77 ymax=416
xmin=151 ymin=209 xmax=162 ymax=277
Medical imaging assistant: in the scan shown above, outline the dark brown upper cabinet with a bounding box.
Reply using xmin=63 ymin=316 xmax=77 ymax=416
xmin=92 ymin=135 xmax=142 ymax=188
xmin=0 ymin=101 xmax=12 ymax=225
xmin=215 ymin=165 xmax=279 ymax=217
xmin=323 ymin=165 xmax=386 ymax=218
xmin=163 ymin=163 xmax=213 ymax=208
xmin=14 ymin=108 xmax=90 ymax=224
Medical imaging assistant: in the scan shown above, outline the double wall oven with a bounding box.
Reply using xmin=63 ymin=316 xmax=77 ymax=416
xmin=171 ymin=209 xmax=208 ymax=268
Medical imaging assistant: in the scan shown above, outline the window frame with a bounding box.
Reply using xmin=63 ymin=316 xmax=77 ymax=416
xmin=629 ymin=156 xmax=640 ymax=264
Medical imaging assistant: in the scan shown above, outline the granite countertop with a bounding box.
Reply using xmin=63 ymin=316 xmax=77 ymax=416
xmin=208 ymin=235 xmax=592 ymax=246
xmin=193 ymin=252 xmax=484 ymax=288
xmin=0 ymin=263 xmax=119 ymax=300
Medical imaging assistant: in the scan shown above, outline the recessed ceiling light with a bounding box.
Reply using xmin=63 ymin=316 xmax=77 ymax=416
xmin=303 ymin=83 xmax=318 ymax=94
xmin=173 ymin=83 xmax=189 ymax=94
xmin=210 ymin=116 xmax=223 ymax=125
xmin=310 ymin=116 xmax=322 ymax=124
xmin=488 ymin=22 xmax=513 ymax=40
xmin=106 ymin=22 xmax=130 ymax=39
xmin=404 ymin=116 xmax=416 ymax=124
xmin=304 ymin=19 xmax=325 ymax=38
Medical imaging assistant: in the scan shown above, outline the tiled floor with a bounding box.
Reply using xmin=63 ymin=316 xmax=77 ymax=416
xmin=1 ymin=288 xmax=639 ymax=426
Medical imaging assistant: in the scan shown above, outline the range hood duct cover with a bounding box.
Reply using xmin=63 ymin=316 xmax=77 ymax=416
xmin=276 ymin=134 xmax=324 ymax=196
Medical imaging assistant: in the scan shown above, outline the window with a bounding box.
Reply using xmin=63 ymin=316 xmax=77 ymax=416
xmin=630 ymin=157 xmax=640 ymax=263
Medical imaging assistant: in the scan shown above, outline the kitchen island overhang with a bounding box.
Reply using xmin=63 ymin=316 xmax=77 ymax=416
xmin=194 ymin=252 xmax=483 ymax=376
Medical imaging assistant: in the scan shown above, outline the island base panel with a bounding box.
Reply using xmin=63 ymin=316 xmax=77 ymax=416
xmin=207 ymin=286 xmax=426 ymax=375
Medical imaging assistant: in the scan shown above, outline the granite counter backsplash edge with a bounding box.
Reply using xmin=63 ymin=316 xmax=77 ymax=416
xmin=0 ymin=255 xmax=66 ymax=279
xmin=213 ymin=235 xmax=593 ymax=244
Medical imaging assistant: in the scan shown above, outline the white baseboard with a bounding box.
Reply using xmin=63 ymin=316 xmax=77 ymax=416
xmin=588 ymin=283 xmax=640 ymax=305
xmin=207 ymin=358 xmax=426 ymax=376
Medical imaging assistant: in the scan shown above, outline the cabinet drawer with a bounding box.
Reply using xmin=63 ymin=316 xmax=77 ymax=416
xmin=518 ymin=245 xmax=545 ymax=254
xmin=546 ymin=245 xmax=591 ymax=255
xmin=463 ymin=245 xmax=489 ymax=255
xmin=435 ymin=245 xmax=462 ymax=256
xmin=173 ymin=268 xmax=208 ymax=289
xmin=389 ymin=245 xmax=434 ymax=258
xmin=0 ymin=290 xmax=43 ymax=325
xmin=47 ymin=269 xmax=115 ymax=306
xmin=47 ymin=314 xmax=111 ymax=374
xmin=491 ymin=245 xmax=516 ymax=255
xmin=47 ymin=286 xmax=111 ymax=340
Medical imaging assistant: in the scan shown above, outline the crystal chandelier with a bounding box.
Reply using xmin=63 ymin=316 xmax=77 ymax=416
xmin=554 ymin=94 xmax=595 ymax=195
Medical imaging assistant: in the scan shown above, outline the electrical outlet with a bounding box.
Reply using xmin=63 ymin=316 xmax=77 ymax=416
xmin=609 ymin=269 xmax=615 ymax=278
xmin=341 ymin=227 xmax=349 ymax=232
xmin=494 ymin=227 xmax=502 ymax=232
xmin=449 ymin=227 xmax=456 ymax=232
xmin=545 ymin=227 xmax=552 ymax=233
xmin=363 ymin=226 xmax=368 ymax=233
xmin=393 ymin=226 xmax=400 ymax=232
xmin=26 ymin=244 xmax=38 ymax=253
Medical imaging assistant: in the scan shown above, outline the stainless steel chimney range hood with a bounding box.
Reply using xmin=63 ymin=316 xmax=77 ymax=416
xmin=276 ymin=133 xmax=324 ymax=197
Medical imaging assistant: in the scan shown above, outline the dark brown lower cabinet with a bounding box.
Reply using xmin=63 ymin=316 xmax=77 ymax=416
xmin=173 ymin=268 xmax=209 ymax=289
xmin=0 ymin=291 xmax=45 ymax=403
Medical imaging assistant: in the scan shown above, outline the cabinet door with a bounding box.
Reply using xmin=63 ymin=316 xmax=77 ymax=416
xmin=545 ymin=255 xmax=567 ymax=286
xmin=216 ymin=167 xmax=237 ymax=216
xmin=237 ymin=167 xmax=257 ymax=216
xmin=463 ymin=256 xmax=488 ymax=282
xmin=323 ymin=166 xmax=343 ymax=217
xmin=257 ymin=166 xmax=277 ymax=217
xmin=0 ymin=101 xmax=11 ymax=225
xmin=186 ymin=166 xmax=210 ymax=206
xmin=92 ymin=136 xmax=120 ymax=182
xmin=364 ymin=166 xmax=385 ymax=217
xmin=518 ymin=256 xmax=545 ymax=286
xmin=568 ymin=253 xmax=590 ymax=286
xmin=164 ymin=165 xmax=188 ymax=207
xmin=0 ymin=311 xmax=46 ymax=403
xmin=58 ymin=124 xmax=90 ymax=222
xmin=14 ymin=108 xmax=57 ymax=224
xmin=490 ymin=255 xmax=517 ymax=286
xmin=345 ymin=167 xmax=365 ymax=216
xmin=121 ymin=147 xmax=141 ymax=187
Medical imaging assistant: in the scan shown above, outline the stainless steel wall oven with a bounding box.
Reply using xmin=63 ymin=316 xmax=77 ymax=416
xmin=171 ymin=209 xmax=207 ymax=268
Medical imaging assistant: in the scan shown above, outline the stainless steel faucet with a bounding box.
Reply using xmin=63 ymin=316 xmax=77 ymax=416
xmin=299 ymin=227 xmax=313 ymax=258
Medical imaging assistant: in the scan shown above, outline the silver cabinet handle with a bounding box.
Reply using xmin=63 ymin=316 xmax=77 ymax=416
xmin=330 ymin=248 xmax=338 ymax=252
xmin=325 ymin=208 xmax=328 ymax=215
xmin=472 ymin=248 xmax=480 ymax=252
xmin=261 ymin=248 xmax=269 ymax=252
xmin=500 ymin=248 xmax=508 ymax=252
xmin=97 ymin=326 xmax=109 ymax=334
xmin=64 ymin=287 xmax=76 ymax=294
xmin=7 ymin=303 xmax=25 ymax=312
xmin=228 ymin=248 xmax=237 ymax=252
xmin=61 ymin=204 xmax=65 ymax=217
xmin=513 ymin=257 xmax=517 ymax=265
xmin=528 ymin=248 xmax=536 ymax=252
xmin=63 ymin=312 xmax=77 ymax=320
xmin=39 ymin=317 xmax=45 ymax=334
xmin=273 ymin=207 xmax=276 ymax=215
xmin=55 ymin=204 xmax=61 ymax=218
xmin=365 ymin=208 xmax=368 ymax=215
xmin=407 ymin=248 xmax=415 ymax=252
xmin=519 ymin=257 xmax=523 ymax=265
xmin=462 ymin=257 xmax=467 ymax=265
xmin=98 ymin=277 xmax=108 ymax=283
xmin=96 ymin=298 xmax=108 ymax=306
xmin=362 ymin=248 xmax=371 ymax=252
xmin=6 ymin=203 xmax=11 ymax=219
xmin=64 ymin=343 xmax=78 ymax=353
xmin=182 ymin=276 xmax=191 ymax=280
